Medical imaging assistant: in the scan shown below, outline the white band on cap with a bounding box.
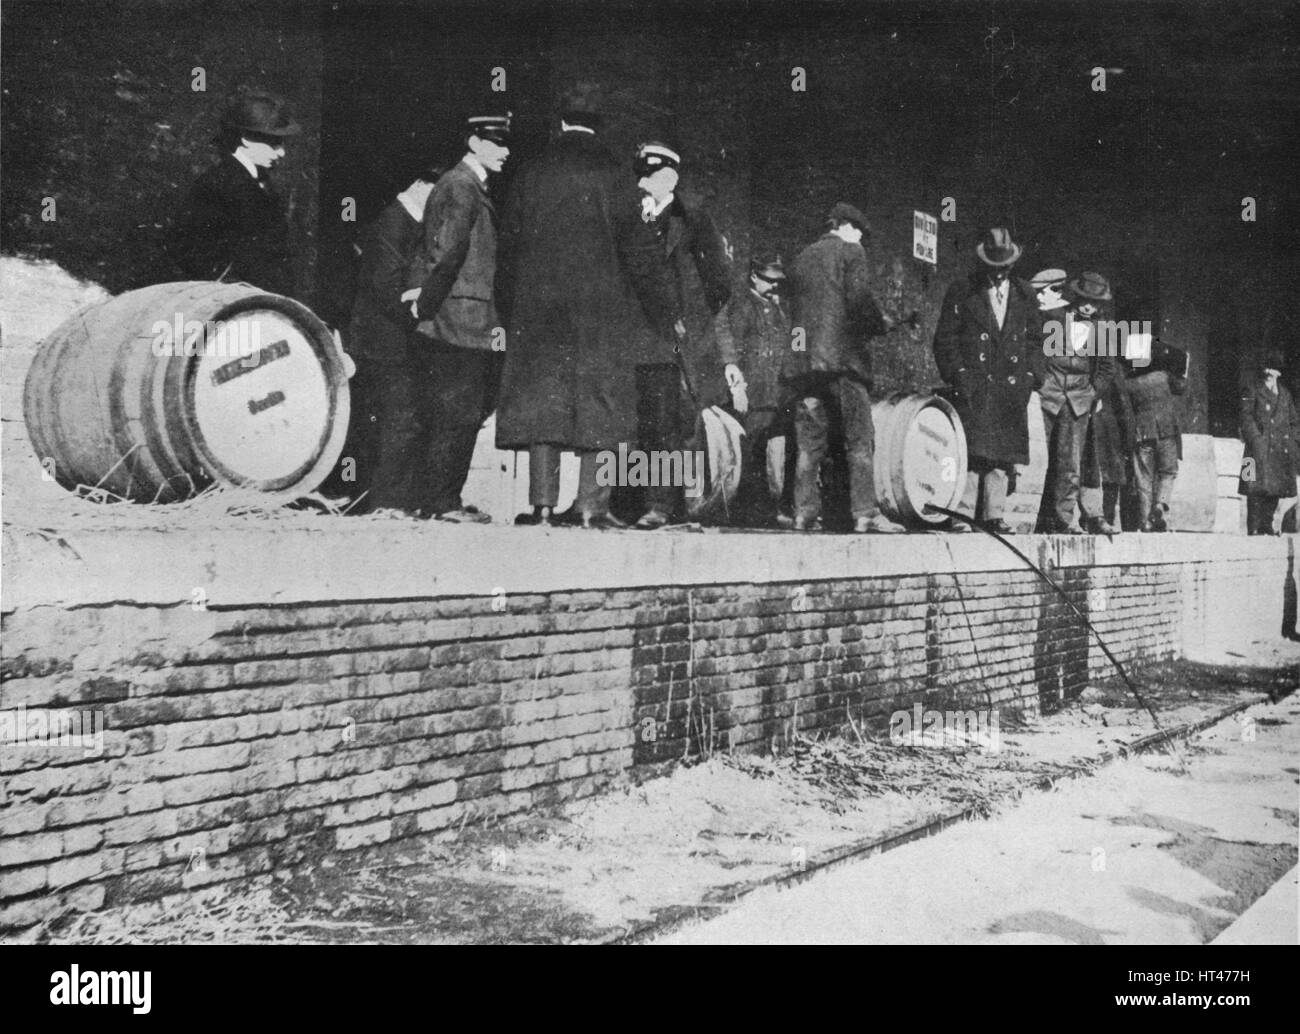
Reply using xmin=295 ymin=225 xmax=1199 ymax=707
xmin=639 ymin=143 xmax=680 ymax=165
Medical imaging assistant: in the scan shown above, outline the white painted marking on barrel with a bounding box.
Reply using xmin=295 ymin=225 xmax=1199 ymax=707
xmin=192 ymin=311 xmax=330 ymax=483
xmin=902 ymin=405 xmax=964 ymax=516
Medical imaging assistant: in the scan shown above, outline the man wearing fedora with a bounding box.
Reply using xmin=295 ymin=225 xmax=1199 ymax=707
xmin=722 ymin=252 xmax=793 ymax=526
xmin=168 ymin=89 xmax=302 ymax=297
xmin=1036 ymin=271 xmax=1118 ymax=534
xmin=785 ymin=203 xmax=905 ymax=534
xmin=932 ymin=227 xmax=1042 ymax=534
xmin=402 ymin=109 xmax=512 ymax=523
xmin=626 ymin=140 xmax=733 ymax=530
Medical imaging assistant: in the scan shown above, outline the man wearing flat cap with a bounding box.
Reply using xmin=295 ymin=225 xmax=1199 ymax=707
xmin=932 ymin=227 xmax=1043 ymax=534
xmin=785 ymin=202 xmax=905 ymax=533
xmin=628 ymin=139 xmax=734 ymax=529
xmin=402 ymin=109 xmax=512 ymax=523
xmin=495 ymin=82 xmax=681 ymax=529
xmin=722 ymin=253 xmax=793 ymax=526
xmin=167 ymin=89 xmax=302 ymax=297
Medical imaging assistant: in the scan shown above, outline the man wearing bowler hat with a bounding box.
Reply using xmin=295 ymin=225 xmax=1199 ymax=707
xmin=168 ymin=88 xmax=302 ymax=297
xmin=402 ymin=109 xmax=512 ymax=523
xmin=932 ymin=227 xmax=1043 ymax=534
xmin=786 ymin=202 xmax=906 ymax=534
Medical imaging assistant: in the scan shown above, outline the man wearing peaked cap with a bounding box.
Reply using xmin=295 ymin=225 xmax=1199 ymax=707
xmin=627 ymin=138 xmax=734 ymax=529
xmin=931 ymin=227 xmax=1043 ymax=534
xmin=784 ymin=202 xmax=905 ymax=533
xmin=401 ymin=107 xmax=512 ymax=523
xmin=1030 ymin=268 xmax=1070 ymax=313
xmin=166 ymin=88 xmax=302 ymax=297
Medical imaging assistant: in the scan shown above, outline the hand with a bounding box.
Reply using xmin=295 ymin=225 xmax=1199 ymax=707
xmin=724 ymin=363 xmax=745 ymax=390
xmin=331 ymin=329 xmax=357 ymax=379
xmin=401 ymin=287 xmax=421 ymax=320
xmin=1093 ymin=398 xmax=1104 ymax=414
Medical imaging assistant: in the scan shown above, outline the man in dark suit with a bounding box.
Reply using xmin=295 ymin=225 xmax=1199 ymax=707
xmin=1128 ymin=341 xmax=1188 ymax=531
xmin=627 ymin=141 xmax=733 ymax=529
xmin=404 ymin=111 xmax=512 ymax=523
xmin=343 ymin=163 xmax=441 ymax=515
xmin=785 ymin=202 xmax=905 ymax=534
xmin=495 ymin=83 xmax=681 ymax=529
xmin=1037 ymin=272 xmax=1119 ymax=533
xmin=932 ymin=228 xmax=1042 ymax=534
xmin=168 ymin=90 xmax=301 ymax=297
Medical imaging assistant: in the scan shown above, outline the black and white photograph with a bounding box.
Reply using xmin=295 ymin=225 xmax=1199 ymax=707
xmin=0 ymin=0 xmax=1296 ymax=995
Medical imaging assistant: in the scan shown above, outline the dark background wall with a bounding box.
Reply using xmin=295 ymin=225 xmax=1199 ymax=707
xmin=4 ymin=0 xmax=1298 ymax=435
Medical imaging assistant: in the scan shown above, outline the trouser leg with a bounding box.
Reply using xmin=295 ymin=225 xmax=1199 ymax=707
xmin=959 ymin=471 xmax=980 ymax=516
xmin=419 ymin=342 xmax=501 ymax=515
xmin=794 ymin=392 xmax=831 ymax=521
xmin=1047 ymin=405 xmax=1089 ymax=527
xmin=529 ymin=443 xmax=562 ymax=509
xmin=981 ymin=466 xmax=1009 ymax=521
xmin=367 ymin=356 xmax=426 ymax=512
xmin=637 ymin=362 xmax=686 ymax=516
xmin=1153 ymin=436 xmax=1179 ymax=508
xmin=735 ymin=408 xmax=777 ymax=522
xmin=576 ymin=450 xmax=612 ymax=516
xmin=837 ymin=376 xmax=880 ymax=520
xmin=1101 ymin=483 xmax=1120 ymax=525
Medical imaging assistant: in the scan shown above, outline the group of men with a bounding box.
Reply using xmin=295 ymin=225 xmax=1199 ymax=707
xmin=168 ymin=85 xmax=1190 ymax=535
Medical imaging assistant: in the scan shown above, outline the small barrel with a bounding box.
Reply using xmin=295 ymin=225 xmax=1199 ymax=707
xmin=872 ymin=393 xmax=969 ymax=525
xmin=23 ymin=281 xmax=350 ymax=502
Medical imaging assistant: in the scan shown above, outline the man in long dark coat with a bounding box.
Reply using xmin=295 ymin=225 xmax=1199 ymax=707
xmin=785 ymin=202 xmax=905 ymax=534
xmin=168 ymin=90 xmax=301 ymax=298
xmin=343 ymin=165 xmax=440 ymax=514
xmin=932 ymin=227 xmax=1042 ymax=534
xmin=1239 ymin=350 xmax=1298 ymax=535
xmin=405 ymin=111 xmax=512 ymax=522
xmin=627 ymin=141 xmax=733 ymax=529
xmin=494 ymin=84 xmax=680 ymax=528
xmin=1128 ymin=341 xmax=1187 ymax=531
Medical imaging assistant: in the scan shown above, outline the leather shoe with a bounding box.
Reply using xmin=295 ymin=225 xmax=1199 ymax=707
xmin=434 ymin=506 xmax=492 ymax=524
xmin=984 ymin=518 xmax=1016 ymax=535
xmin=792 ymin=515 xmax=823 ymax=532
xmin=855 ymin=514 xmax=907 ymax=534
xmin=514 ymin=506 xmax=553 ymax=526
xmin=1083 ymin=517 xmax=1116 ymax=535
xmin=580 ymin=512 xmax=628 ymax=530
xmin=1147 ymin=505 xmax=1169 ymax=532
xmin=633 ymin=508 xmax=671 ymax=530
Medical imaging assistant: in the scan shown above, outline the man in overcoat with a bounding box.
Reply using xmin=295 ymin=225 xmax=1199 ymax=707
xmin=405 ymin=110 xmax=512 ymax=522
xmin=785 ymin=202 xmax=905 ymax=534
xmin=1239 ymin=351 xmax=1299 ymax=535
xmin=494 ymin=84 xmax=681 ymax=528
xmin=627 ymin=141 xmax=733 ymax=529
xmin=932 ymin=227 xmax=1042 ymax=534
xmin=1127 ymin=341 xmax=1187 ymax=531
xmin=168 ymin=90 xmax=301 ymax=297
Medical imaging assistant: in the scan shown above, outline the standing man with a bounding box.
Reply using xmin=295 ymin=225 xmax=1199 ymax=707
xmin=628 ymin=141 xmax=733 ymax=530
xmin=932 ymin=228 xmax=1042 ymax=534
xmin=168 ymin=89 xmax=301 ymax=297
xmin=1239 ymin=351 xmax=1298 ymax=535
xmin=343 ymin=163 xmax=441 ymax=515
xmin=1037 ymin=272 xmax=1118 ymax=533
xmin=786 ymin=202 xmax=905 ymax=534
xmin=722 ymin=253 xmax=793 ymax=526
xmin=1128 ymin=341 xmax=1187 ymax=531
xmin=494 ymin=83 xmax=680 ymax=529
xmin=404 ymin=110 xmax=512 ymax=523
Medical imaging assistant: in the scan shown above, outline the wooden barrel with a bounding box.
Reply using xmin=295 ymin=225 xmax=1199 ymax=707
xmin=23 ymin=281 xmax=350 ymax=502
xmin=871 ymin=393 xmax=968 ymax=525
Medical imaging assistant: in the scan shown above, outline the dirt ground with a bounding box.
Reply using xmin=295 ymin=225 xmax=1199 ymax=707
xmin=22 ymin=654 xmax=1297 ymax=945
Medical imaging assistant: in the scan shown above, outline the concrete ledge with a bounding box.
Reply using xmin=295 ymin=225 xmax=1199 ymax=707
xmin=3 ymin=524 xmax=1295 ymax=609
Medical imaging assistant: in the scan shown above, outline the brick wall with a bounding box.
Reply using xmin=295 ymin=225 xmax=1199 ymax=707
xmin=0 ymin=529 xmax=1291 ymax=930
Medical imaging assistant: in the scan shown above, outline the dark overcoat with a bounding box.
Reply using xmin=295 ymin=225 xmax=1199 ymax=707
xmin=1085 ymin=362 xmax=1134 ymax=487
xmin=346 ymin=199 xmax=421 ymax=365
xmin=932 ymin=272 xmax=1043 ymax=467
xmin=722 ymin=287 xmax=792 ymax=411
xmin=167 ymin=152 xmax=295 ymax=297
xmin=494 ymin=131 xmax=679 ymax=452
xmin=1239 ymin=381 xmax=1299 ymax=497
xmin=635 ymin=192 xmax=732 ymax=400
xmin=408 ymin=160 xmax=500 ymax=351
xmin=1126 ymin=367 xmax=1186 ymax=442
xmin=784 ymin=233 xmax=886 ymax=389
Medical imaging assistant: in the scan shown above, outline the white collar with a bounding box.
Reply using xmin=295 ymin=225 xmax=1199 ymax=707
xmin=560 ymin=121 xmax=595 ymax=134
xmin=462 ymin=154 xmax=489 ymax=183
xmin=397 ymin=182 xmax=431 ymax=222
xmin=232 ymin=148 xmax=261 ymax=180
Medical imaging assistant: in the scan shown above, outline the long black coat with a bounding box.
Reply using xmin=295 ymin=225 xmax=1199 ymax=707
xmin=167 ymin=152 xmax=294 ymax=297
xmin=722 ymin=287 xmax=792 ymax=411
xmin=635 ymin=192 xmax=732 ymax=399
xmin=494 ymin=131 xmax=680 ymax=452
xmin=1239 ymin=381 xmax=1299 ymax=497
xmin=409 ymin=160 xmax=500 ymax=351
xmin=932 ymin=272 xmax=1043 ymax=467
xmin=346 ymin=199 xmax=421 ymax=366
xmin=784 ymin=233 xmax=886 ymax=389
xmin=1085 ymin=363 xmax=1134 ymax=487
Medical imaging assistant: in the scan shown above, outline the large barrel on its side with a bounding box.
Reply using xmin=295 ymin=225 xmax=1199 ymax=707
xmin=871 ymin=393 xmax=968 ymax=525
xmin=23 ymin=281 xmax=350 ymax=502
